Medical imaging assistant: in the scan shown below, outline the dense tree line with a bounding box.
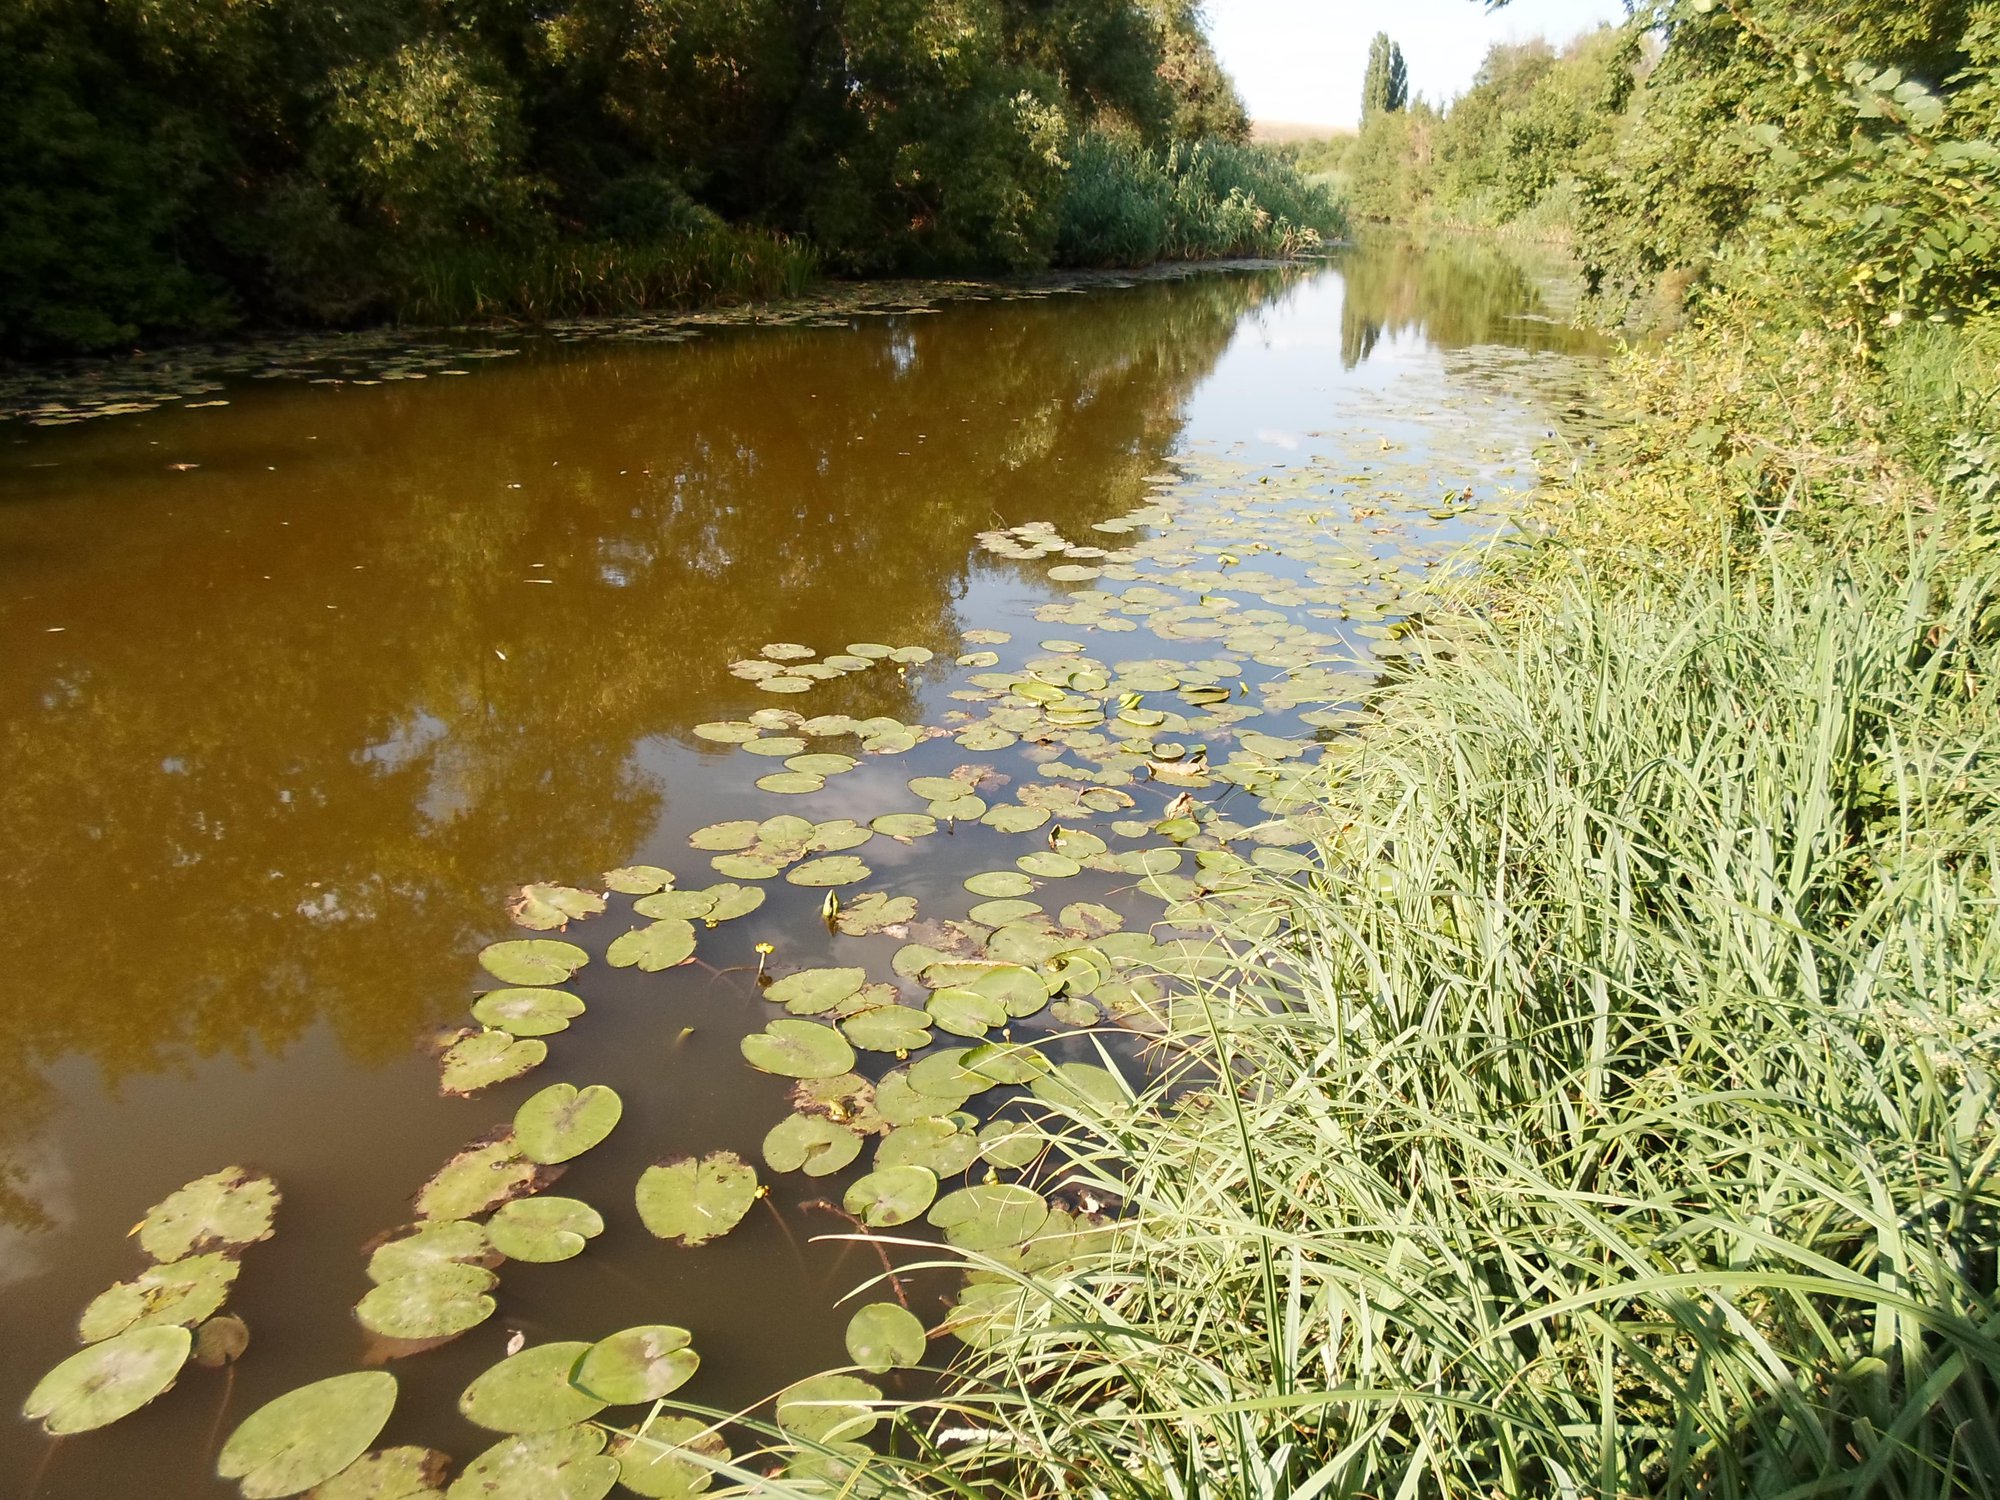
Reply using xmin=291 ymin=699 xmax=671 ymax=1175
xmin=0 ymin=0 xmax=1319 ymax=355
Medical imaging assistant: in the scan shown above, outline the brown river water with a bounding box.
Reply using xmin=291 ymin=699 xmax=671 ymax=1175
xmin=0 ymin=236 xmax=1602 ymax=1498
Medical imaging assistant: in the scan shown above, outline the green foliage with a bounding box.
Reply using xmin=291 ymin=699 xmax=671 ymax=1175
xmin=1360 ymin=31 xmax=1409 ymax=118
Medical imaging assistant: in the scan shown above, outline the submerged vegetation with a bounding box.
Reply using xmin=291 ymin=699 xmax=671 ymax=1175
xmin=0 ymin=0 xmax=1338 ymax=354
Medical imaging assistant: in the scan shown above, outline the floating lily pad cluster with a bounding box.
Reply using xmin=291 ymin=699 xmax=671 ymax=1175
xmin=23 ymin=1167 xmax=278 ymax=1436
xmin=728 ymin=640 xmax=936 ymax=696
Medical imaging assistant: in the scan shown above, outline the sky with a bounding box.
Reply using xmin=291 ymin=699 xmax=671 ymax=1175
xmin=1207 ymin=0 xmax=1630 ymax=129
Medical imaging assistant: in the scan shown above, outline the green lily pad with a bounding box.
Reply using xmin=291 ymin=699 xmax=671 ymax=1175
xmin=415 ymin=1135 xmax=541 ymax=1221
xmin=981 ymin=804 xmax=1051 ymax=834
xmin=962 ymin=1040 xmax=1051 ymax=1087
xmin=765 ymin=967 xmax=866 ymax=1014
xmin=460 ymin=1342 xmax=603 ymax=1433
xmin=926 ymin=988 xmax=1007 ymax=1038
xmin=605 ymin=1419 xmax=726 ymax=1500
xmin=985 ymin=921 xmax=1064 ymax=967
xmin=956 ymin=724 xmax=1017 ymax=751
xmin=602 ymin=866 xmax=675 ymax=895
xmin=888 ymin=645 xmax=933 ymax=664
xmin=907 ymin=1048 xmax=995 ymax=1100
xmin=944 ymin=1280 xmax=1033 ymax=1351
xmin=355 ymin=1264 xmax=498 ymax=1340
xmin=1032 ymin=1061 xmax=1129 ymax=1114
xmin=487 ymin=1197 xmax=604 ymax=1263
xmin=509 ymin=885 xmax=606 ymax=932
xmin=841 ymin=1165 xmax=938 ymax=1227
xmin=807 ymin=819 xmax=874 ymax=853
xmin=741 ymin=1020 xmax=855 ymax=1078
xmin=447 ymin=1427 xmax=617 ymax=1500
xmin=635 ymin=1154 xmax=758 ymax=1247
xmin=479 ymin=940 xmax=588 ymax=986
xmin=964 ymin=871 xmax=1034 ymax=899
xmin=471 ymin=988 xmax=585 ymax=1038
xmin=762 ymin=1115 xmax=862 ymax=1176
xmin=440 ymin=1030 xmax=547 ymax=1097
xmin=875 ymin=1117 xmax=979 ymax=1176
xmin=571 ymin=1326 xmax=698 ymax=1406
xmin=840 ymin=1004 xmax=934 ymax=1053
xmin=776 ymin=1374 xmax=881 ymax=1444
xmin=194 ymin=1314 xmax=251 ymax=1369
xmin=787 ymin=753 xmax=857 ymax=777
xmin=688 ymin=820 xmax=759 ymax=851
xmin=633 ymin=889 xmax=715 ymax=920
xmin=789 ymin=1073 xmax=885 ymax=1134
xmin=869 ymin=813 xmax=937 ymax=840
xmin=1049 ymin=997 xmax=1101 ymax=1027
xmin=928 ymin=793 xmax=987 ymax=821
xmin=1016 ymin=851 xmax=1081 ymax=879
xmin=756 ymin=771 xmax=824 ymax=795
xmin=977 ymin=1119 xmax=1045 ymax=1168
xmin=219 ymin=1371 xmax=398 ymax=1499
xmin=757 ymin=676 xmax=813 ymax=693
xmin=367 ymin=1221 xmax=489 ymax=1283
xmin=138 ymin=1166 xmax=280 ymax=1262
xmin=79 ymin=1252 xmax=240 ymax=1341
xmin=741 ymin=735 xmax=808 ymax=758
xmin=844 ymin=1303 xmax=927 ymax=1374
xmin=927 ymin=1184 xmax=1050 ymax=1251
xmin=514 ymin=1084 xmax=623 ymax=1165
xmin=1059 ymin=902 xmax=1124 ymax=938
xmin=832 ymin=893 xmax=918 ymax=936
xmin=967 ymin=897 xmax=1041 ymax=926
xmin=606 ymin=919 xmax=697 ymax=972
xmin=706 ymin=883 xmax=766 ymax=921
xmin=305 ymin=1447 xmax=449 ymax=1500
xmin=22 ymin=1327 xmax=190 ymax=1435
xmin=847 ymin=642 xmax=892 ymax=658
xmin=967 ymin=964 xmax=1052 ymax=1018
xmin=693 ymin=721 xmax=760 ymax=744
xmin=785 ymin=856 xmax=871 ymax=888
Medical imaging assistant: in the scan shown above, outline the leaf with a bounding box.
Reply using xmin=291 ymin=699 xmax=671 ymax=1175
xmin=844 ymin=1304 xmax=927 ymax=1374
xmin=446 ymin=1426 xmax=618 ymax=1500
xmin=704 ymin=883 xmax=766 ymax=921
xmin=571 ymin=1327 xmax=699 ymax=1406
xmin=964 ymin=871 xmax=1035 ymax=899
xmin=875 ymin=1116 xmax=980 ymax=1176
xmin=355 ymin=1265 xmax=497 ymax=1340
xmin=832 ymin=893 xmax=918 ymax=936
xmin=194 ymin=1314 xmax=251 ymax=1369
xmin=784 ymin=856 xmax=871 ymax=888
xmin=926 ymin=988 xmax=1007 ymax=1038
xmin=981 ymin=804 xmax=1051 ymax=834
xmin=692 ymin=721 xmax=760 ymax=744
xmin=606 ymin=919 xmax=697 ymax=972
xmin=869 ymin=813 xmax=937 ymax=840
xmin=967 ymin=898 xmax=1041 ymax=926
xmin=927 ymin=1184 xmax=1050 ymax=1251
xmin=688 ymin=820 xmax=759 ymax=851
xmin=414 ymin=1135 xmax=543 ymax=1221
xmin=508 ymin=885 xmax=606 ymax=932
xmin=514 ymin=1084 xmax=623 ymax=1165
xmin=602 ymin=865 xmax=675 ymax=895
xmin=218 ymin=1372 xmax=398 ymax=1499
xmin=635 ymin=1154 xmax=758 ymax=1247
xmin=486 ymin=1197 xmax=604 ymax=1263
xmin=740 ymin=1019 xmax=855 ymax=1078
xmin=978 ymin=1119 xmax=1044 ymax=1168
xmin=1031 ymin=1061 xmax=1129 ymax=1114
xmin=304 ymin=1447 xmax=449 ymax=1500
xmin=459 ymin=1342 xmax=603 ymax=1433
xmin=756 ymin=771 xmax=824 ymax=794
xmin=605 ymin=1419 xmax=727 ymax=1500
xmin=440 ymin=1031 xmax=547 ymax=1097
xmin=840 ymin=1003 xmax=934 ymax=1053
xmin=367 ymin=1220 xmax=490 ymax=1283
xmin=841 ymin=1166 xmax=938 ymax=1227
xmin=762 ymin=1114 xmax=862 ymax=1177
xmin=776 ymin=1374 xmax=881 ymax=1444
xmin=764 ymin=967 xmax=866 ymax=1014
xmin=1059 ymin=902 xmax=1125 ymax=938
xmin=470 ymin=989 xmax=584 ymax=1038
xmin=22 ymin=1327 xmax=190 ymax=1435
xmin=479 ymin=940 xmax=588 ymax=986
xmin=966 ymin=964 xmax=1051 ymax=1018
xmin=138 ymin=1166 xmax=280 ymax=1261
xmin=79 ymin=1253 xmax=240 ymax=1341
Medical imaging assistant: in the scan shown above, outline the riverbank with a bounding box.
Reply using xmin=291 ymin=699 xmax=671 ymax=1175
xmin=733 ymin=243 xmax=2000 ymax=1496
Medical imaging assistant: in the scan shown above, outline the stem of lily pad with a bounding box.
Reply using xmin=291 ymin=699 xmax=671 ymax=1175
xmin=799 ymin=1202 xmax=907 ymax=1307
xmin=24 ymin=1434 xmax=62 ymax=1498
xmin=192 ymin=1366 xmax=233 ymax=1498
xmin=758 ymin=1195 xmax=805 ymax=1264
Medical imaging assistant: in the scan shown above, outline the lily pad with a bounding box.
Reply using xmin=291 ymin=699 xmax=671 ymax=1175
xmin=776 ymin=1374 xmax=881 ymax=1445
xmin=448 ymin=1427 xmax=618 ymax=1500
xmin=761 ymin=1115 xmax=862 ymax=1177
xmin=472 ymin=989 xmax=585 ymax=1038
xmin=1016 ymin=851 xmax=1080 ymax=879
xmin=928 ymin=793 xmax=987 ymax=821
xmin=981 ymin=804 xmax=1051 ymax=834
xmin=692 ymin=722 xmax=760 ymax=744
xmin=907 ymin=1048 xmax=996 ymax=1100
xmin=765 ymin=967 xmax=866 ymax=1014
xmin=479 ymin=940 xmax=588 ymax=987
xmin=355 ymin=1265 xmax=498 ymax=1340
xmin=787 ymin=753 xmax=857 ymax=777
xmin=844 ymin=1304 xmax=926 ymax=1374
xmin=514 ymin=1084 xmax=623 ymax=1165
xmin=79 ymin=1252 xmax=240 ymax=1341
xmin=964 ymin=871 xmax=1034 ymax=899
xmin=967 ymin=964 xmax=1052 ymax=1018
xmin=571 ymin=1326 xmax=699 ymax=1407
xmin=138 ymin=1166 xmax=280 ymax=1261
xmin=841 ymin=1166 xmax=938 ymax=1227
xmin=440 ymin=1030 xmax=547 ymax=1097
xmin=1032 ymin=1061 xmax=1129 ymax=1114
xmin=785 ymin=856 xmax=871 ymax=888
xmin=741 ymin=1020 xmax=855 ymax=1078
xmin=509 ymin=886 xmax=606 ymax=932
xmin=219 ymin=1371 xmax=398 ymax=1499
xmin=806 ymin=819 xmax=873 ymax=853
xmin=967 ymin=897 xmax=1041 ymax=926
xmin=606 ymin=919 xmax=697 ymax=972
xmin=756 ymin=771 xmax=824 ymax=795
xmin=927 ymin=1184 xmax=1050 ymax=1251
xmin=22 ymin=1326 xmax=190 ymax=1435
xmin=833 ymin=893 xmax=918 ymax=936
xmin=602 ymin=866 xmax=676 ymax=895
xmin=926 ymin=988 xmax=1007 ymax=1038
xmin=838 ymin=1003 xmax=930 ymax=1052
xmin=486 ymin=1197 xmax=604 ymax=1263
xmin=633 ymin=889 xmax=716 ymax=920
xmin=875 ymin=1117 xmax=979 ymax=1177
xmin=367 ymin=1220 xmax=490 ymax=1283
xmin=194 ymin=1314 xmax=251 ymax=1369
xmin=635 ymin=1154 xmax=758 ymax=1247
xmin=688 ymin=820 xmax=759 ymax=851
xmin=757 ymin=676 xmax=813 ymax=693
xmin=460 ymin=1342 xmax=603 ymax=1433
xmin=977 ymin=1119 xmax=1045 ymax=1168
xmin=869 ymin=813 xmax=936 ymax=840
xmin=305 ymin=1447 xmax=449 ymax=1500
xmin=415 ymin=1135 xmax=542 ymax=1221
xmin=605 ymin=1419 xmax=726 ymax=1500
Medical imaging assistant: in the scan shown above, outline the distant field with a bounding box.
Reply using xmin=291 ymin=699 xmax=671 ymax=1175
xmin=1251 ymin=120 xmax=1355 ymax=143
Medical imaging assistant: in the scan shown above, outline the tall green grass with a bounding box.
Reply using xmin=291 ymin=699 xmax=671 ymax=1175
xmin=731 ymin=539 xmax=2000 ymax=1499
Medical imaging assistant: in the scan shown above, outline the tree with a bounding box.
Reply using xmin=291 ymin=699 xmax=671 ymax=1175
xmin=1362 ymin=32 xmax=1409 ymax=118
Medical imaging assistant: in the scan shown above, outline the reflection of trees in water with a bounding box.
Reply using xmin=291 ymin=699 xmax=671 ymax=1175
xmin=0 ymin=270 xmax=1291 ymax=1224
xmin=1336 ymin=234 xmax=1599 ymax=368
